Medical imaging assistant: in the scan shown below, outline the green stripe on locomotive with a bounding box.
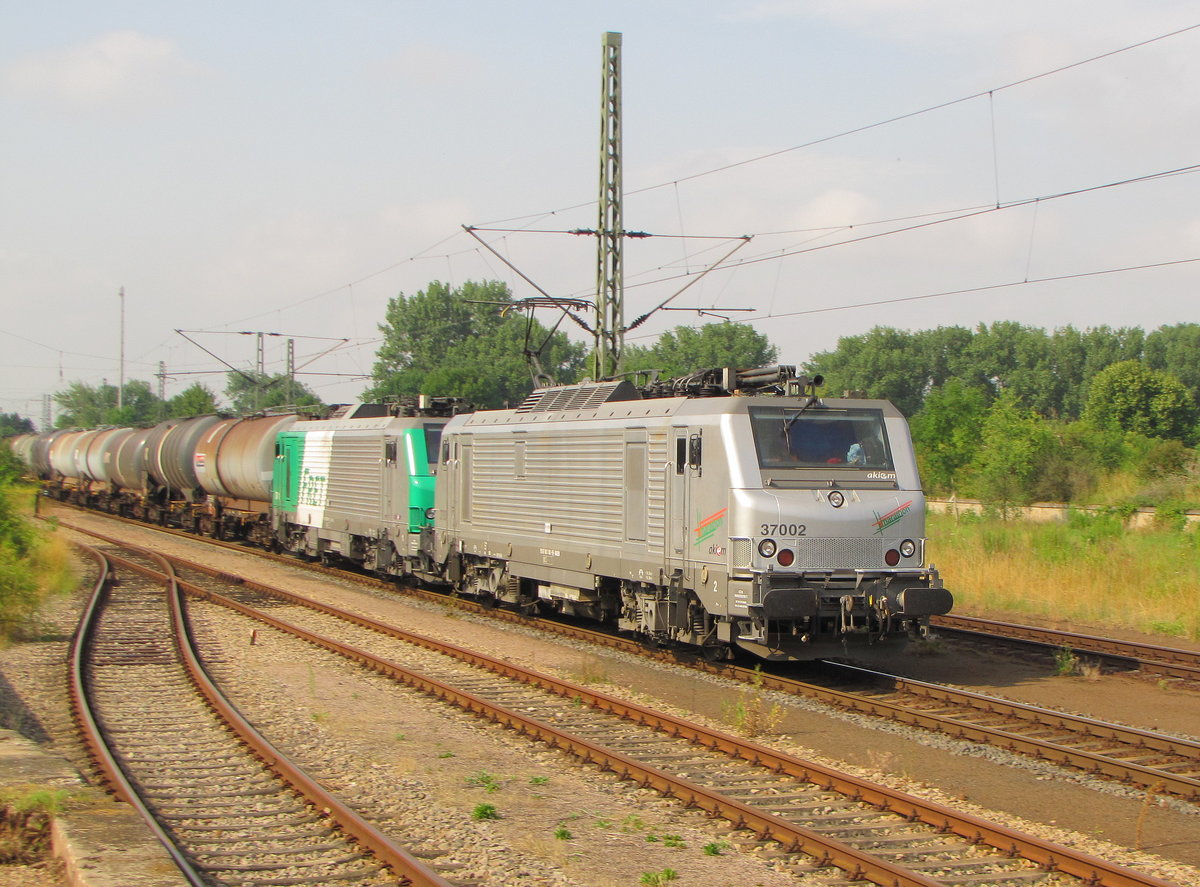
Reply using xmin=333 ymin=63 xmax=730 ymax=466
xmin=272 ymin=430 xmax=306 ymax=513
xmin=400 ymin=426 xmax=437 ymax=532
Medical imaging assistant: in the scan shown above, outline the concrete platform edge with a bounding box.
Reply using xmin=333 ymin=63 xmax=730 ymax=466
xmin=1 ymin=729 xmax=184 ymax=886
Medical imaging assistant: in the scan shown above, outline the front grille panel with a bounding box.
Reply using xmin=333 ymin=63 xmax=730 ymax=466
xmin=793 ymin=537 xmax=882 ymax=570
xmin=730 ymin=537 xmax=752 ymax=569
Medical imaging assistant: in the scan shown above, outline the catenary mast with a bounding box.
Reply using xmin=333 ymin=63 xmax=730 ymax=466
xmin=593 ymin=31 xmax=623 ymax=381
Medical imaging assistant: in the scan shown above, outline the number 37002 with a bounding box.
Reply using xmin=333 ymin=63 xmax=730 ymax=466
xmin=760 ymin=524 xmax=806 ymax=536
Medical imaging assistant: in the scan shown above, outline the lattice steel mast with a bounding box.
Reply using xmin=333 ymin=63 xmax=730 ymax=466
xmin=593 ymin=31 xmax=623 ymax=381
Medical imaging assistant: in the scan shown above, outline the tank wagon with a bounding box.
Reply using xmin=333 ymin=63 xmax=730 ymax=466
xmin=8 ymin=433 xmax=37 ymax=472
xmin=430 ymin=367 xmax=952 ymax=661
xmin=17 ymin=412 xmax=301 ymax=542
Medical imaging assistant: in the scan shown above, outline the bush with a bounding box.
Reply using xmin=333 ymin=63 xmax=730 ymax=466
xmin=0 ymin=478 xmax=73 ymax=641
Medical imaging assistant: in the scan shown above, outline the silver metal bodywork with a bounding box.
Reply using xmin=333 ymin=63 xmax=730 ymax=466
xmin=435 ymin=383 xmax=950 ymax=659
xmin=271 ymin=412 xmax=445 ymax=568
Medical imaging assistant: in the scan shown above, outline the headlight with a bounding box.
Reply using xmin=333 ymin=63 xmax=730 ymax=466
xmin=828 ymin=490 xmax=845 ymax=508
xmin=757 ymin=538 xmax=777 ymax=558
xmin=425 ymin=508 xmax=436 ymax=520
xmin=900 ymin=539 xmax=916 ymax=558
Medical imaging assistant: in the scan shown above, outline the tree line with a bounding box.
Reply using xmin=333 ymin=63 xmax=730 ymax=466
xmin=14 ymin=282 xmax=1198 ymax=512
xmin=29 ymin=280 xmax=775 ymax=429
xmin=806 ymin=322 xmax=1200 ymax=510
xmin=39 ymin=371 xmax=324 ymax=429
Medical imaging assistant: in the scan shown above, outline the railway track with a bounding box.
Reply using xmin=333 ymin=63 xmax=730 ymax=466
xmin=67 ymin=540 xmax=455 ymax=887
xmin=62 ymin=521 xmax=1185 ymax=887
xmin=932 ymin=614 xmax=1200 ymax=682
xmin=46 ymin=501 xmax=1200 ymax=684
xmin=813 ymin=661 xmax=1200 ymax=802
xmin=53 ymin=507 xmax=1200 ymax=808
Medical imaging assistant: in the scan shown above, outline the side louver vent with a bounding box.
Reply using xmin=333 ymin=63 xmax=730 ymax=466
xmin=515 ymin=380 xmax=641 ymax=413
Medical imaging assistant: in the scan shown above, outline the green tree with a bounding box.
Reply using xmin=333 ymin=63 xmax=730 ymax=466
xmin=0 ymin=446 xmax=25 ymax=486
xmin=909 ymin=380 xmax=989 ymax=495
xmin=54 ymin=380 xmax=163 ymax=428
xmin=963 ymin=392 xmax=1054 ymax=514
xmin=0 ymin=413 xmax=35 ymax=437
xmin=1082 ymin=360 xmax=1197 ymax=442
xmin=1047 ymin=325 xmax=1146 ymax=419
xmin=804 ymin=327 xmax=932 ymax=416
xmin=224 ymin=371 xmax=323 ymax=415
xmin=1144 ymin=323 xmax=1200 ymax=407
xmin=167 ymin=383 xmax=221 ymax=418
xmin=963 ymin=321 xmax=1055 ymax=410
xmin=622 ymin=323 xmax=777 ymax=380
xmin=365 ymin=280 xmax=587 ymax=408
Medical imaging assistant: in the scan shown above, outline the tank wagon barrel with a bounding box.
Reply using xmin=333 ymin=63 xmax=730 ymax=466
xmin=7 ymin=434 xmax=36 ymax=469
xmin=195 ymin=414 xmax=297 ymax=503
xmin=82 ymin=428 xmax=129 ymax=485
xmin=109 ymin=427 xmax=154 ymax=495
xmin=150 ymin=415 xmax=221 ymax=501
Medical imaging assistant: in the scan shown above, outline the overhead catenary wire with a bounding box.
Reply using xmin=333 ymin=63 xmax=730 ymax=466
xmin=9 ymin=21 xmax=1200 ymax=418
xmin=199 ymin=22 xmax=1200 ymax=330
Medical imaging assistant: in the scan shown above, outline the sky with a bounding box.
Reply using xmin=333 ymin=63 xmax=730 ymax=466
xmin=3 ymin=1 xmax=1200 ymax=426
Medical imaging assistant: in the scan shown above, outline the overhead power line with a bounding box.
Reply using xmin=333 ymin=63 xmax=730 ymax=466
xmin=750 ymin=254 xmax=1200 ymax=322
xmin=202 ymin=21 xmax=1200 ymax=331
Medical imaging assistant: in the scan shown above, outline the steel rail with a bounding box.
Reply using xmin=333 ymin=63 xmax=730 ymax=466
xmin=86 ymin=543 xmax=455 ymax=887
xmin=55 ymin=515 xmax=1194 ymax=885
xmin=165 ymin=567 xmax=950 ymax=887
xmin=933 ymin=614 xmax=1200 ymax=681
xmin=86 ymin=534 xmax=1179 ymax=887
xmin=57 ymin=517 xmax=1200 ymax=804
xmin=821 ymin=661 xmax=1200 ymax=801
xmin=65 ymin=543 xmax=213 ymax=887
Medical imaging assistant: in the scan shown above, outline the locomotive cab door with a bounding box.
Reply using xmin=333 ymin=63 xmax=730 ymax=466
xmin=380 ymin=435 xmax=406 ymax=554
xmin=668 ymin=427 xmax=698 ymax=584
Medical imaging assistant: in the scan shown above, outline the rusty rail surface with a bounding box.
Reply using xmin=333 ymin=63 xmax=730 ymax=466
xmin=817 ymin=661 xmax=1200 ymax=801
xmin=66 ymin=543 xmax=217 ymax=887
xmin=68 ymin=537 xmax=454 ymax=887
xmin=60 ymin=524 xmax=1182 ymax=887
xmin=56 ymin=513 xmax=1200 ymax=802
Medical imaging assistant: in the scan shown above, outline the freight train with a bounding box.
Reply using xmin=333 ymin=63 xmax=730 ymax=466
xmin=9 ymin=366 xmax=952 ymax=661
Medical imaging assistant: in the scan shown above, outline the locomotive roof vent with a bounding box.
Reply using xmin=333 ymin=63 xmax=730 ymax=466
xmin=515 ymin=380 xmax=642 ymax=413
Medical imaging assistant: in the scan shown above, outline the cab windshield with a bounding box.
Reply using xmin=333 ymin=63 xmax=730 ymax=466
xmin=749 ymin=406 xmax=893 ymax=470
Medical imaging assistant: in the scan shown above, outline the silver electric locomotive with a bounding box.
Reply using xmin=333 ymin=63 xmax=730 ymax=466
xmin=432 ymin=366 xmax=952 ymax=661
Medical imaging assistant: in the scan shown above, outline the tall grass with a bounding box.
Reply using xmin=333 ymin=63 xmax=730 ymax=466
xmin=0 ymin=483 xmax=78 ymax=642
xmin=927 ymin=510 xmax=1200 ymax=641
